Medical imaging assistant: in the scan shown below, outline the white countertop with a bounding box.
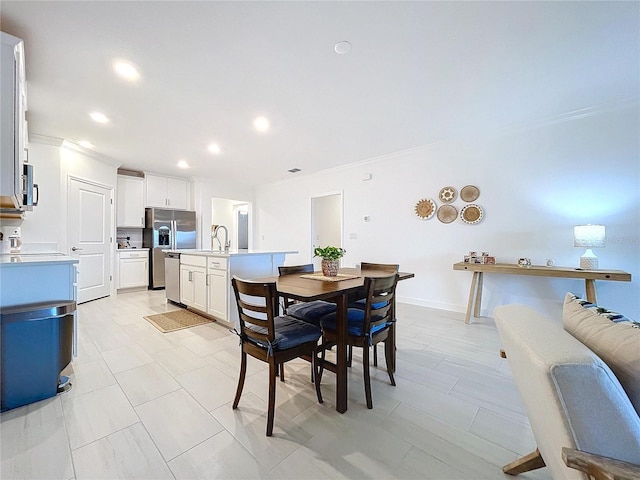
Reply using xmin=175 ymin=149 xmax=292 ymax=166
xmin=0 ymin=253 xmax=78 ymax=266
xmin=162 ymin=249 xmax=297 ymax=258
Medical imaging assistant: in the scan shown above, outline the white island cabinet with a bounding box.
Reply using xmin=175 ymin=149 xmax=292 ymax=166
xmin=172 ymin=250 xmax=295 ymax=326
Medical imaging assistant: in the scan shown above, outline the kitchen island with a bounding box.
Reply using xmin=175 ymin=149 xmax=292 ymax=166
xmin=164 ymin=250 xmax=296 ymax=326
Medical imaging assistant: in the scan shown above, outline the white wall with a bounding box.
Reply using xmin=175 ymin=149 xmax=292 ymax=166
xmin=255 ymin=102 xmax=640 ymax=320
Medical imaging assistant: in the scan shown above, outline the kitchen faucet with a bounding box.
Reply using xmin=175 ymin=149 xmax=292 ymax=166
xmin=212 ymin=225 xmax=230 ymax=252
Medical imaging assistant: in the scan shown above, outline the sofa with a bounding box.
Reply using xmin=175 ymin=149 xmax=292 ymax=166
xmin=494 ymin=293 xmax=640 ymax=480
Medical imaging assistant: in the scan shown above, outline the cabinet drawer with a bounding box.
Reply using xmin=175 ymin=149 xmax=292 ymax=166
xmin=181 ymin=254 xmax=207 ymax=268
xmin=207 ymin=257 xmax=228 ymax=270
xmin=118 ymin=250 xmax=148 ymax=259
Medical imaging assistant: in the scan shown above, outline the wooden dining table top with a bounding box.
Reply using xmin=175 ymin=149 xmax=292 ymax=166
xmin=253 ymin=267 xmax=415 ymax=301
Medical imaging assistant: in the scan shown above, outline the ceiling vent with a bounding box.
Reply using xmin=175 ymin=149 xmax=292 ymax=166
xmin=287 ymin=168 xmax=301 ymax=173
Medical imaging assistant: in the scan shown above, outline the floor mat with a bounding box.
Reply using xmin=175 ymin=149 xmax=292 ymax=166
xmin=144 ymin=309 xmax=213 ymax=333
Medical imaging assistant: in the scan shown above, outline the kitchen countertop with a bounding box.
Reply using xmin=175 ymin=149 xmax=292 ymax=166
xmin=162 ymin=249 xmax=297 ymax=258
xmin=0 ymin=253 xmax=78 ymax=266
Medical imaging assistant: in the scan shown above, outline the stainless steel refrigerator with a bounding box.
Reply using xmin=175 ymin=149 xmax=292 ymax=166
xmin=143 ymin=208 xmax=196 ymax=289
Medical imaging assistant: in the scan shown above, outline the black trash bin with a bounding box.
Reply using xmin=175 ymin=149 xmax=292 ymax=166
xmin=1 ymin=300 xmax=76 ymax=411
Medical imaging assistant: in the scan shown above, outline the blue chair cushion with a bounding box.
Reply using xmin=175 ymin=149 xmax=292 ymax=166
xmin=245 ymin=315 xmax=321 ymax=352
xmin=287 ymin=300 xmax=337 ymax=326
xmin=348 ymin=298 xmax=388 ymax=310
xmin=320 ymin=309 xmax=389 ymax=337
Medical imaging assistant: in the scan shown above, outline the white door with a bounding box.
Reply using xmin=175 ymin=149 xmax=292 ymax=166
xmin=68 ymin=177 xmax=112 ymax=303
xmin=311 ymin=193 xmax=343 ymax=269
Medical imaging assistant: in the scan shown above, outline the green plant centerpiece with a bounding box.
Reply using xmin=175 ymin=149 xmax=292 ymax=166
xmin=313 ymin=246 xmax=346 ymax=277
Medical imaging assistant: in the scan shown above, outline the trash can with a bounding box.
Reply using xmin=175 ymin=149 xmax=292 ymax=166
xmin=1 ymin=300 xmax=76 ymax=411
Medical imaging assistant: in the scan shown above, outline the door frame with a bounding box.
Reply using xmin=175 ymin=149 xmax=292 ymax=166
xmin=310 ymin=191 xmax=344 ymax=267
xmin=66 ymin=174 xmax=114 ymax=299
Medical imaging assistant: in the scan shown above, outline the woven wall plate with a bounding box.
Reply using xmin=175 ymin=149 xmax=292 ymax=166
xmin=414 ymin=198 xmax=436 ymax=219
xmin=460 ymin=185 xmax=480 ymax=202
xmin=437 ymin=204 xmax=458 ymax=223
xmin=439 ymin=186 xmax=457 ymax=203
xmin=460 ymin=204 xmax=484 ymax=224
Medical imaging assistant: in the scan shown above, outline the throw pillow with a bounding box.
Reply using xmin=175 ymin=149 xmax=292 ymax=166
xmin=563 ymin=292 xmax=640 ymax=416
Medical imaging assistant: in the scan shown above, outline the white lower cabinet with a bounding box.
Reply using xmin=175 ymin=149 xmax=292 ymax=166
xmin=180 ymin=255 xmax=207 ymax=311
xmin=207 ymin=257 xmax=228 ymax=321
xmin=117 ymin=250 xmax=148 ymax=290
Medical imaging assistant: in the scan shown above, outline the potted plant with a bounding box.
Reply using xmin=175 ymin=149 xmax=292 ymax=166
xmin=313 ymin=246 xmax=346 ymax=277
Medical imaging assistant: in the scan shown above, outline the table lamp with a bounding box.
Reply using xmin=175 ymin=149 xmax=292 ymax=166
xmin=574 ymin=224 xmax=605 ymax=270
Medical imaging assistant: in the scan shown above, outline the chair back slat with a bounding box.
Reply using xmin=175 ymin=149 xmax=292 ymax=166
xmin=360 ymin=262 xmax=399 ymax=274
xmin=363 ymin=274 xmax=398 ymax=333
xmin=232 ymin=277 xmax=278 ymax=344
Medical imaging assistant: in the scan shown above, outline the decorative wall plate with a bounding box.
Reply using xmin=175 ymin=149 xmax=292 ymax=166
xmin=460 ymin=185 xmax=480 ymax=202
xmin=414 ymin=198 xmax=436 ymax=219
xmin=439 ymin=186 xmax=457 ymax=203
xmin=437 ymin=204 xmax=458 ymax=223
xmin=460 ymin=204 xmax=484 ymax=224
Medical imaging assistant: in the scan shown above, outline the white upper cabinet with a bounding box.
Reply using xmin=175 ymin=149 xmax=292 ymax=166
xmin=116 ymin=175 xmax=144 ymax=227
xmin=145 ymin=173 xmax=189 ymax=209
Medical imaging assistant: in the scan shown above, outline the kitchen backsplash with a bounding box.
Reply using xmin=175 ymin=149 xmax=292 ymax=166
xmin=116 ymin=228 xmax=143 ymax=249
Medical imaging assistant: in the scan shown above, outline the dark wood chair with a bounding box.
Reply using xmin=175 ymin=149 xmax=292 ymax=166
xmin=231 ymin=276 xmax=323 ymax=436
xmin=317 ymin=274 xmax=398 ymax=409
xmin=278 ymin=264 xmax=337 ymax=325
xmin=348 ymin=262 xmax=399 ymax=366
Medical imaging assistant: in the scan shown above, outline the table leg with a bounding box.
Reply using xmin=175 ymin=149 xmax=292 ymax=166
xmin=465 ymin=271 xmax=480 ymax=324
xmin=473 ymin=272 xmax=483 ymax=318
xmin=335 ymin=294 xmax=348 ymax=413
xmin=585 ymin=279 xmax=597 ymax=304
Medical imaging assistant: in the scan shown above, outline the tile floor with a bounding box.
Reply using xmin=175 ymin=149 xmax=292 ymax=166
xmin=1 ymin=290 xmax=553 ymax=480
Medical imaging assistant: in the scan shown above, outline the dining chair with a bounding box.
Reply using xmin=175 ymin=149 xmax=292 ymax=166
xmin=231 ymin=276 xmax=323 ymax=436
xmin=348 ymin=262 xmax=399 ymax=366
xmin=317 ymin=273 xmax=398 ymax=409
xmin=278 ymin=264 xmax=337 ymax=325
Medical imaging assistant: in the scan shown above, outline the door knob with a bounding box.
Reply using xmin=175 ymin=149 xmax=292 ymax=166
xmin=71 ymin=246 xmax=83 ymax=251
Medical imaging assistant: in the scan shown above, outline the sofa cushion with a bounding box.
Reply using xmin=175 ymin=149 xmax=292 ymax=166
xmin=563 ymin=292 xmax=640 ymax=416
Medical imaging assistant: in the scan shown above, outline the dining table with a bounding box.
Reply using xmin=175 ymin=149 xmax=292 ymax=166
xmin=253 ymin=266 xmax=414 ymax=413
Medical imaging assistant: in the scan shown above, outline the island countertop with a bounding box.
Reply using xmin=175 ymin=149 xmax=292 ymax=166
xmin=0 ymin=253 xmax=79 ymax=267
xmin=162 ymin=249 xmax=297 ymax=258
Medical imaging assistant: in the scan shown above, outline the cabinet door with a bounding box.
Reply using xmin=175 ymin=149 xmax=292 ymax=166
xmin=207 ymin=269 xmax=228 ymax=320
xmin=145 ymin=174 xmax=168 ymax=207
xmin=119 ymin=258 xmax=148 ymax=288
xmin=192 ymin=266 xmax=207 ymax=311
xmin=166 ymin=177 xmax=188 ymax=209
xmin=117 ymin=176 xmax=145 ymax=227
xmin=180 ymin=265 xmax=194 ymax=306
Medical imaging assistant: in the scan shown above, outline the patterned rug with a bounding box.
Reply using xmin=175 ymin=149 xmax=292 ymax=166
xmin=144 ymin=309 xmax=213 ymax=333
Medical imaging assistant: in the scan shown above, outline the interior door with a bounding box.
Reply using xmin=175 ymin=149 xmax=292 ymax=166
xmin=311 ymin=192 xmax=343 ymax=269
xmin=68 ymin=177 xmax=112 ymax=303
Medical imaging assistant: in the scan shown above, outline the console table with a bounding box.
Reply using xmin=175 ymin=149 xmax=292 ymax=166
xmin=453 ymin=262 xmax=632 ymax=324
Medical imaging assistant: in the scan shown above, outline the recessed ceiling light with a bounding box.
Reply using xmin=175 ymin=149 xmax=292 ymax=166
xmin=254 ymin=116 xmax=270 ymax=132
xmin=78 ymin=140 xmax=94 ymax=148
xmin=334 ymin=41 xmax=352 ymax=54
xmin=207 ymin=143 xmax=221 ymax=154
xmin=113 ymin=60 xmax=140 ymax=81
xmin=177 ymin=160 xmax=189 ymax=169
xmin=90 ymin=112 xmax=109 ymax=124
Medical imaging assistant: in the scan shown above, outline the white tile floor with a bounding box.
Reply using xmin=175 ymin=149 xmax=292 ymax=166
xmin=1 ymin=290 xmax=553 ymax=480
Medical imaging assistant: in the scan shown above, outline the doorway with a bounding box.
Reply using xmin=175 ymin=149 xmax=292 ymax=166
xmin=68 ymin=177 xmax=113 ymax=303
xmin=211 ymin=198 xmax=251 ymax=251
xmin=311 ymin=192 xmax=343 ymax=269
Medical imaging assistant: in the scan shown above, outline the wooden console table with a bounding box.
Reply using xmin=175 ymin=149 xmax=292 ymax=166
xmin=453 ymin=262 xmax=632 ymax=324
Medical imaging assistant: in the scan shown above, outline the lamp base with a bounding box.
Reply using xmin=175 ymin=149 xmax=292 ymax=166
xmin=580 ymin=249 xmax=598 ymax=270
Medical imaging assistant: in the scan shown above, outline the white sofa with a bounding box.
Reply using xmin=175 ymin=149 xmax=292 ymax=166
xmin=494 ymin=293 xmax=640 ymax=480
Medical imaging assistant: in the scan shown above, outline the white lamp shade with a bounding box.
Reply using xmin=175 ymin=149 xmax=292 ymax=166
xmin=574 ymin=225 xmax=606 ymax=248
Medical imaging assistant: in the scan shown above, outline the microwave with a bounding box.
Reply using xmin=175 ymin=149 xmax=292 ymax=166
xmin=0 ymin=163 xmax=38 ymax=216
